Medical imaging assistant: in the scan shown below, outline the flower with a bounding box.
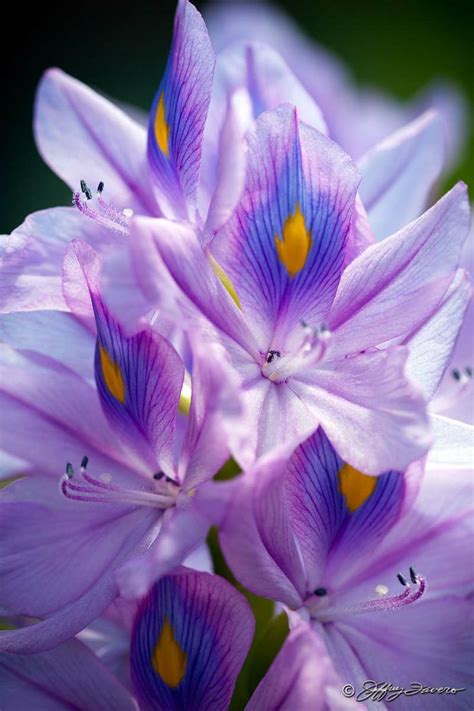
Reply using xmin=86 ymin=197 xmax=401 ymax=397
xmin=1 ymin=568 xmax=358 ymax=710
xmin=219 ymin=426 xmax=474 ymax=702
xmin=0 ymin=240 xmax=243 ymax=653
xmin=205 ymin=0 xmax=467 ymax=166
xmin=129 ymin=104 xmax=470 ymax=472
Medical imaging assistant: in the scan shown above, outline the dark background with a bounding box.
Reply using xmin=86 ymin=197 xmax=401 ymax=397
xmin=3 ymin=0 xmax=472 ymax=233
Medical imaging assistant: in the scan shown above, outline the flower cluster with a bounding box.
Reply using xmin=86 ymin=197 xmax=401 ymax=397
xmin=1 ymin=1 xmax=472 ymax=709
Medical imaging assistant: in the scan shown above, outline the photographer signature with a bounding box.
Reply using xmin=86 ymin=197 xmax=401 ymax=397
xmin=342 ymin=680 xmax=466 ymax=703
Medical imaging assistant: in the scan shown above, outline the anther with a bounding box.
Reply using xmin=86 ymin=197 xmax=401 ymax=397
xmin=452 ymin=368 xmax=462 ymax=382
xmin=397 ymin=573 xmax=408 ymax=587
xmin=266 ymin=350 xmax=281 ymax=364
xmin=97 ymin=181 xmax=104 ymax=195
xmin=81 ymin=456 xmax=89 ymax=470
xmin=80 ymin=180 xmax=93 ymax=200
xmin=409 ymin=566 xmax=418 ymax=584
xmin=66 ymin=463 xmax=74 ymax=479
xmin=153 ymin=472 xmax=164 ymax=480
xmin=466 ymin=366 xmax=472 ymax=378
xmin=314 ymin=587 xmax=327 ymax=597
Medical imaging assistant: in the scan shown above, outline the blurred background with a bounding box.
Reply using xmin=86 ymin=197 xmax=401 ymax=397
xmin=3 ymin=0 xmax=472 ymax=233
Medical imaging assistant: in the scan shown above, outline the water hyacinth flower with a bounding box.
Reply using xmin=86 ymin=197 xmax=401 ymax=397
xmin=1 ymin=568 xmax=357 ymax=710
xmin=129 ymin=103 xmax=470 ymax=472
xmin=219 ymin=427 xmax=474 ymax=707
xmin=206 ymin=0 xmax=467 ymax=167
xmin=0 ymin=239 xmax=245 ymax=653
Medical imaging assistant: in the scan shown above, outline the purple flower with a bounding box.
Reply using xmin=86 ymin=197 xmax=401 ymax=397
xmin=0 ymin=240 xmax=244 ymax=653
xmin=219 ymin=427 xmax=474 ymax=703
xmin=206 ymin=0 xmax=467 ymax=166
xmin=129 ymin=105 xmax=470 ymax=472
xmin=2 ymin=568 xmax=357 ymax=710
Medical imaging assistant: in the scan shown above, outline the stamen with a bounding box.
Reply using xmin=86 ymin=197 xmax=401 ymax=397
xmin=314 ymin=587 xmax=327 ymax=597
xmin=313 ymin=570 xmax=426 ymax=622
xmin=60 ymin=458 xmax=179 ymax=510
xmin=262 ymin=322 xmax=331 ymax=383
xmin=72 ymin=181 xmax=131 ymax=237
xmin=266 ymin=350 xmax=281 ymax=364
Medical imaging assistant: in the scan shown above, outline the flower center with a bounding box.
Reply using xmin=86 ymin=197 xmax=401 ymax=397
xmin=73 ymin=180 xmax=133 ymax=237
xmin=261 ymin=322 xmax=331 ymax=383
xmin=60 ymin=456 xmax=180 ymax=510
xmin=305 ymin=568 xmax=426 ymax=623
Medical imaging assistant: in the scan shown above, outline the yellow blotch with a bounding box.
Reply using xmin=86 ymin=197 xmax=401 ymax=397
xmin=154 ymin=92 xmax=170 ymax=158
xmin=338 ymin=464 xmax=377 ymax=513
xmin=209 ymin=255 xmax=241 ymax=308
xmin=152 ymin=618 xmax=187 ymax=688
xmin=274 ymin=204 xmax=312 ymax=278
xmin=99 ymin=345 xmax=126 ymax=403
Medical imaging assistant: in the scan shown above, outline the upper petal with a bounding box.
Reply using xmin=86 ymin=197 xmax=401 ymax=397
xmin=130 ymin=568 xmax=254 ymax=711
xmin=68 ymin=240 xmax=184 ymax=476
xmin=147 ymin=0 xmax=215 ymax=221
xmin=213 ymin=104 xmax=359 ymax=349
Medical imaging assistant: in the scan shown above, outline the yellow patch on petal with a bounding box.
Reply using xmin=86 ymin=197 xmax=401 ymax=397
xmin=274 ymin=204 xmax=312 ymax=278
xmin=154 ymin=92 xmax=170 ymax=158
xmin=99 ymin=345 xmax=126 ymax=403
xmin=338 ymin=463 xmax=377 ymax=513
xmin=152 ymin=618 xmax=187 ymax=688
xmin=209 ymin=254 xmax=241 ymax=308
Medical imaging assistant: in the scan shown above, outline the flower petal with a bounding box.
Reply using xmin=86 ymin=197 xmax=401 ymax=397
xmin=148 ymin=0 xmax=215 ymax=220
xmin=0 ymin=477 xmax=155 ymax=619
xmin=213 ymin=104 xmax=359 ymax=349
xmin=0 ymin=637 xmax=135 ymax=710
xmin=246 ymin=621 xmax=356 ymax=711
xmin=220 ymin=453 xmax=307 ymax=608
xmin=130 ymin=568 xmax=254 ymax=710
xmin=0 ymin=343 xmax=131 ymax=478
xmin=404 ymin=269 xmax=471 ymax=402
xmin=329 ymin=183 xmax=471 ymax=357
xmin=68 ymin=239 xmax=184 ymax=476
xmin=179 ymin=334 xmax=244 ymax=490
xmin=285 ymin=429 xmax=407 ymax=591
xmin=116 ymin=503 xmax=200 ymax=601
xmin=34 ymin=69 xmax=155 ymax=213
xmin=131 ymin=217 xmax=259 ymax=358
xmin=427 ymin=415 xmax=474 ymax=471
xmin=324 ymin=597 xmax=473 ymax=709
xmin=0 ymin=207 xmax=107 ymax=315
xmin=294 ymin=346 xmax=431 ymax=474
xmin=358 ymin=111 xmax=445 ymax=241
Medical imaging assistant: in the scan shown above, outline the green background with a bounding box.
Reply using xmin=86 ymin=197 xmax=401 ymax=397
xmin=3 ymin=0 xmax=471 ymax=233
